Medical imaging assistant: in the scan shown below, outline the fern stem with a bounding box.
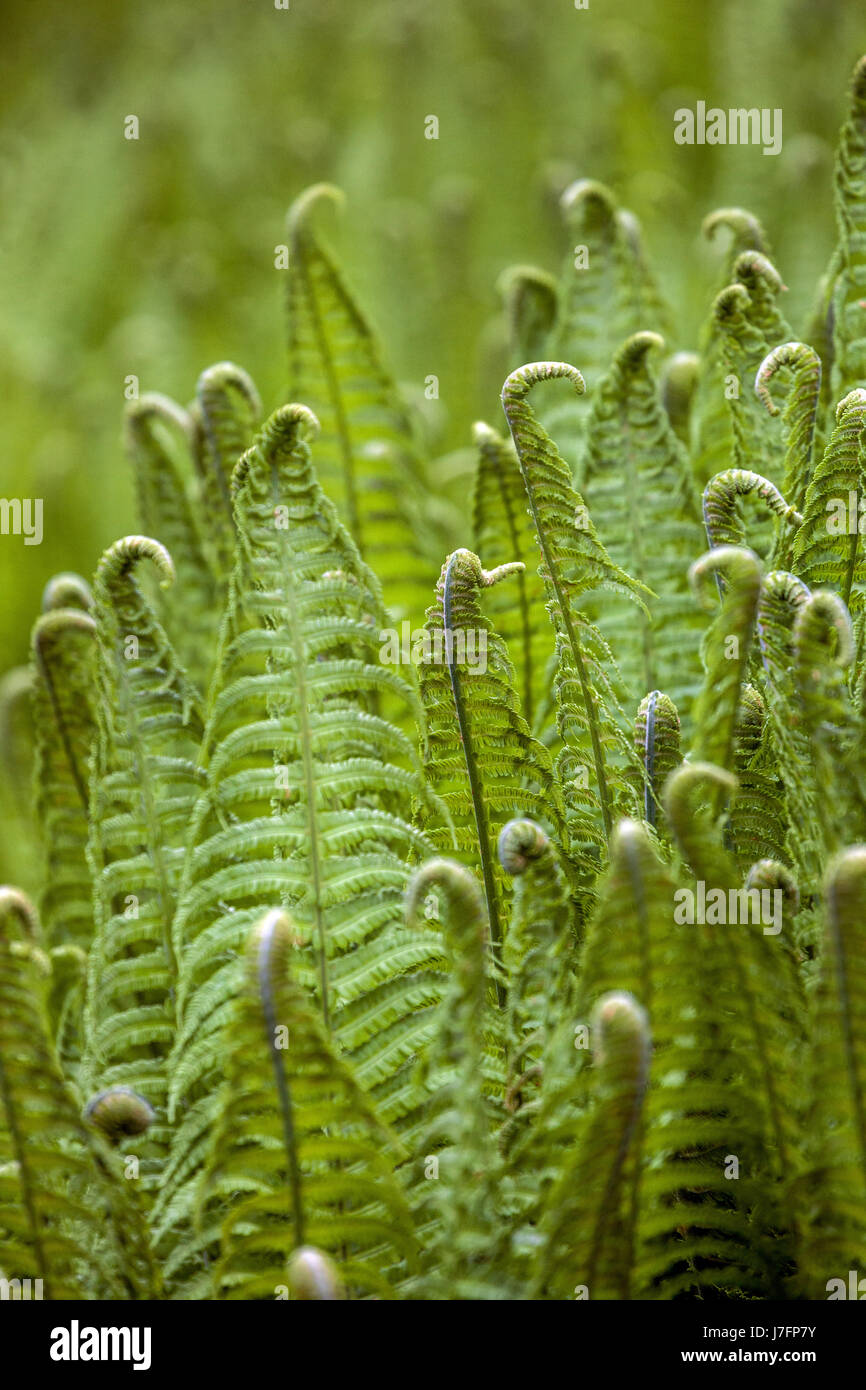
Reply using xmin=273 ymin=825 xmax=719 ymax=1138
xmin=443 ymin=553 xmax=503 ymax=956
xmin=256 ymin=911 xmax=305 ymax=1247
xmin=642 ymin=691 xmax=658 ymax=829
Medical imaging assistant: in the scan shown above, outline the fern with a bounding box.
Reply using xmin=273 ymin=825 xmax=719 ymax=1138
xmin=660 ymin=351 xmax=700 ymax=447
xmin=83 ymin=536 xmax=204 ymax=1179
xmin=566 ymin=816 xmax=771 ymax=1298
xmin=831 ymin=56 xmax=866 ymax=402
xmin=689 ymin=545 xmax=762 ymax=789
xmin=285 ymin=184 xmax=436 ymax=628
xmin=498 ymin=265 xmax=558 ymax=367
xmin=0 ymin=889 xmax=155 ymax=1298
xmin=417 ymin=546 xmax=565 ymax=947
xmin=30 ymin=601 xmax=96 ymax=953
xmin=714 ymin=264 xmax=788 ymax=481
xmin=799 ymin=848 xmax=866 ymax=1291
xmin=405 ymin=860 xmax=505 ymax=1299
xmin=728 ymin=684 xmax=789 ymax=872
xmin=755 ymin=341 xmax=822 ymax=515
xmin=633 ymin=690 xmax=681 ymax=833
xmin=202 ymin=909 xmax=415 ymax=1299
xmin=541 ymin=180 xmax=666 ymax=483
xmin=472 ymin=421 xmax=553 ymax=731
xmin=190 ymin=362 xmax=263 ymax=583
xmin=535 ymin=989 xmax=651 ymax=1301
xmin=8 ymin=51 xmax=866 ymax=1305
xmin=691 ymin=210 xmax=770 ymax=486
xmin=498 ymin=818 xmax=578 ymax=1124
xmin=793 ymin=387 xmax=866 ymax=606
xmin=159 ymin=404 xmax=444 ymax=1287
xmin=582 ymin=330 xmax=705 ymax=704
xmin=125 ymin=392 xmax=219 ymax=683
xmin=501 ymin=361 xmax=648 ymax=857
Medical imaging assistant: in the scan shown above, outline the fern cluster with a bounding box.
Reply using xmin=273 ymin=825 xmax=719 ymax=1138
xmin=4 ymin=62 xmax=866 ymax=1302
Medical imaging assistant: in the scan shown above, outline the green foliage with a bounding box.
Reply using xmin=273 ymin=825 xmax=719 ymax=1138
xmin=0 ymin=890 xmax=158 ymax=1298
xmin=501 ymin=360 xmax=647 ymax=861
xmin=83 ymin=537 xmax=203 ymax=1176
xmin=800 ymin=848 xmax=866 ymax=1290
xmin=417 ymin=546 xmax=565 ymax=946
xmin=794 ymin=387 xmax=866 ymax=604
xmin=30 ymin=596 xmax=96 ymax=954
xmin=583 ymin=331 xmax=704 ymax=705
xmin=755 ymin=341 xmax=822 ymax=515
xmin=285 ymin=185 xmax=438 ymax=629
xmin=7 ymin=49 xmax=866 ymax=1304
xmin=124 ymin=392 xmax=219 ymax=683
xmin=472 ymin=421 xmax=553 ymax=731
xmin=202 ymin=909 xmax=415 ymax=1299
xmin=831 ymin=56 xmax=866 ymax=401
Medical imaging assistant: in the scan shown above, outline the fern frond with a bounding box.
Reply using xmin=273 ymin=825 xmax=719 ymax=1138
xmin=583 ymin=331 xmax=705 ymax=703
xmin=417 ymin=547 xmax=565 ymax=947
xmin=191 ymin=361 xmax=263 ymax=581
xmin=160 ymin=406 xmax=443 ymax=1279
xmin=660 ymin=350 xmax=699 ymax=446
xmin=790 ymin=589 xmax=866 ymax=857
xmin=471 ymin=421 xmax=553 ymax=731
xmin=663 ymin=761 xmax=739 ymax=886
xmin=702 ymin=207 xmax=770 ymax=283
xmin=634 ymin=690 xmax=681 ymax=833
xmin=691 ymin=211 xmax=771 ymax=486
xmin=0 ymin=666 xmax=37 ymax=892
xmin=543 ymin=181 xmax=666 ymax=480
xmin=691 ymin=251 xmax=788 ymax=489
xmin=728 ymin=684 xmax=789 ymax=872
xmin=830 ymin=56 xmax=866 ymax=401
xmin=202 ymin=910 xmax=416 ymax=1300
xmin=647 ymin=779 xmax=803 ymax=1295
xmin=793 ymin=387 xmax=866 ymax=605
xmin=689 ymin=545 xmax=762 ymax=786
xmin=755 ymin=341 xmax=822 ymax=514
xmin=732 ymin=249 xmax=791 ymax=346
xmin=83 ymin=536 xmax=203 ymax=1172
xmin=498 ymin=819 xmax=578 ymax=1099
xmin=501 ymin=362 xmax=648 ymax=853
xmin=405 ymin=859 xmax=505 ymax=1299
xmin=285 ymin=183 xmax=436 ymax=627
xmin=714 ymin=270 xmax=788 ymax=482
xmin=497 ymin=265 xmax=558 ymax=365
xmin=125 ymin=392 xmax=219 ymax=682
xmin=702 ymin=467 xmax=802 ymax=570
xmin=800 ymin=847 xmax=866 ymax=1290
xmin=756 ymin=571 xmax=826 ymax=883
xmin=0 ymin=889 xmax=155 ymax=1298
xmin=534 ymin=989 xmax=650 ymax=1300
xmin=30 ymin=606 xmax=96 ymax=954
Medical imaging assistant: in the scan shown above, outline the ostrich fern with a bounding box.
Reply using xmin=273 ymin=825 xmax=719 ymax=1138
xmin=4 ymin=56 xmax=866 ymax=1304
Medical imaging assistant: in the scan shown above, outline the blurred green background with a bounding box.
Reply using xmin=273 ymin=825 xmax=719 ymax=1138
xmin=0 ymin=0 xmax=862 ymax=670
